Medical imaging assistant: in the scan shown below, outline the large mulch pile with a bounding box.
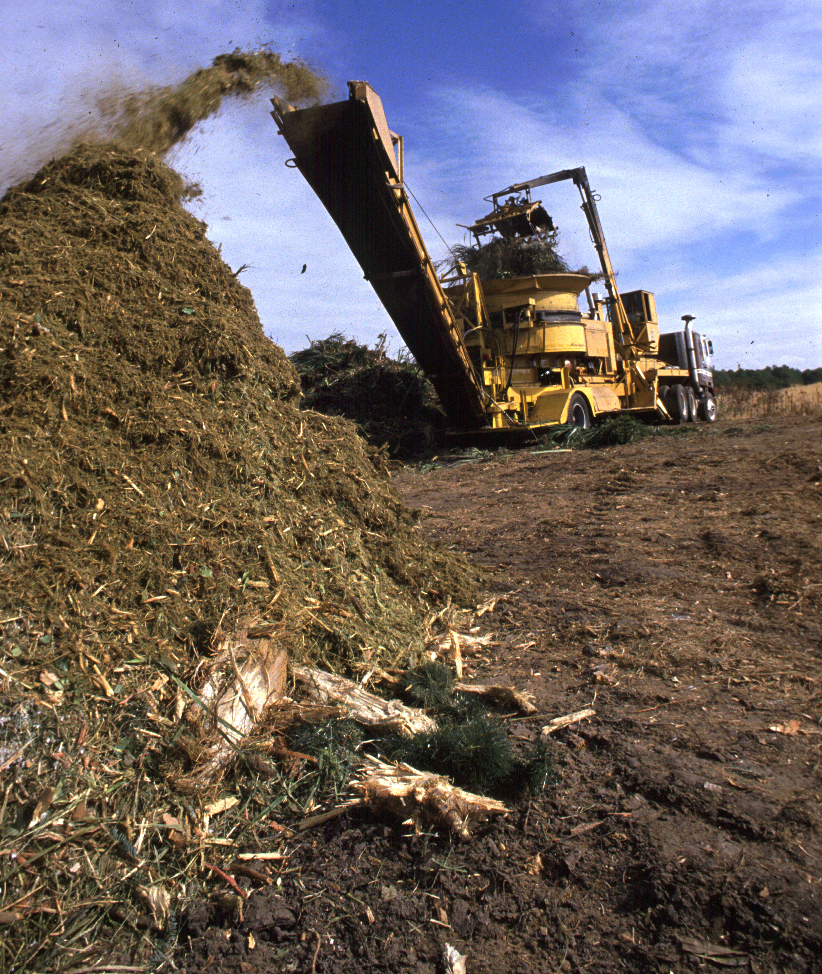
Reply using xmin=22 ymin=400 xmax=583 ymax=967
xmin=0 ymin=145 xmax=474 ymax=674
xmin=0 ymin=60 xmax=480 ymax=973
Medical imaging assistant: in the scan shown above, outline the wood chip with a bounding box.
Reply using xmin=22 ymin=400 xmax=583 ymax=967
xmin=352 ymin=755 xmax=508 ymax=838
xmin=540 ymin=707 xmax=596 ymax=738
xmin=294 ymin=666 xmax=436 ymax=736
xmin=454 ymin=683 xmax=536 ymax=714
xmin=205 ymin=796 xmax=240 ymax=816
xmin=443 ymin=943 xmax=467 ymax=974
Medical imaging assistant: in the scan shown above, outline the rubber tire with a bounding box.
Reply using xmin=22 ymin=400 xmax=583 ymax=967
xmin=699 ymin=393 xmax=718 ymax=422
xmin=667 ymin=384 xmax=689 ymax=424
xmin=685 ymin=386 xmax=698 ymax=423
xmin=567 ymin=392 xmax=592 ymax=429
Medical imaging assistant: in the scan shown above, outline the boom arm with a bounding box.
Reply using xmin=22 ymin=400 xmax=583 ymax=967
xmin=490 ymin=168 xmax=644 ymax=360
xmin=271 ymin=82 xmax=489 ymax=431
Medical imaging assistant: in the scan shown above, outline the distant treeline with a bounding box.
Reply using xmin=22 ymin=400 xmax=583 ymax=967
xmin=714 ymin=365 xmax=822 ymax=390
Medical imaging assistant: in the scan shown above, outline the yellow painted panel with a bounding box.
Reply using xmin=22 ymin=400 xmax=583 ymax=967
xmin=586 ymin=384 xmax=622 ymax=414
xmin=529 ymin=389 xmax=572 ymax=424
xmin=631 ymin=386 xmax=657 ymax=410
xmin=511 ymin=324 xmax=587 ymax=354
xmin=585 ymin=324 xmax=610 ymax=358
xmin=509 ymin=367 xmax=538 ymax=385
xmin=635 ymin=322 xmax=659 ymax=354
xmin=480 ymin=273 xmax=590 ymax=315
xmin=480 ymin=273 xmax=590 ymax=299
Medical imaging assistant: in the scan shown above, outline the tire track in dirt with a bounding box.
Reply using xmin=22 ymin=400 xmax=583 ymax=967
xmin=392 ymin=419 xmax=822 ymax=973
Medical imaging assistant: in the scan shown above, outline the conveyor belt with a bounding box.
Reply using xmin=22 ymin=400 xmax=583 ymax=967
xmin=273 ymin=83 xmax=488 ymax=431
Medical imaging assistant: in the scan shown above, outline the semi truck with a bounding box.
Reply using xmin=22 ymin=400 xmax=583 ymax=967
xmin=271 ymin=81 xmax=718 ymax=435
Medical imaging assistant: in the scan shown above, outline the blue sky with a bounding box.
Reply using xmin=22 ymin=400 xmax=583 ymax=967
xmin=3 ymin=0 xmax=821 ymax=369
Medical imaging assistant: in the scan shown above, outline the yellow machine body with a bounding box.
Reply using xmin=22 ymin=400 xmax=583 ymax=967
xmin=443 ymin=270 xmax=682 ymax=431
xmin=273 ymin=82 xmax=717 ymax=435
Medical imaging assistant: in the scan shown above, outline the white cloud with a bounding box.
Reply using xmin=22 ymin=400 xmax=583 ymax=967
xmin=528 ymin=0 xmax=822 ymax=177
xmin=719 ymin=45 xmax=822 ymax=168
xmin=681 ymin=263 xmax=822 ymax=370
xmin=411 ymin=84 xmax=795 ymax=261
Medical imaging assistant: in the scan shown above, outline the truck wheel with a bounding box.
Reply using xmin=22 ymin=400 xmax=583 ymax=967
xmin=567 ymin=393 xmax=592 ymax=429
xmin=699 ymin=393 xmax=718 ymax=422
xmin=685 ymin=386 xmax=698 ymax=423
xmin=667 ymin=384 xmax=689 ymax=424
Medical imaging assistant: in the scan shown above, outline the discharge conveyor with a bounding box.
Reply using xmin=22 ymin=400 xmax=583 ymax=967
xmin=272 ymin=81 xmax=488 ymax=431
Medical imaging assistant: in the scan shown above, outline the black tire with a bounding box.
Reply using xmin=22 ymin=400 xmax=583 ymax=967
xmin=666 ymin=384 xmax=689 ymax=424
xmin=685 ymin=385 xmax=698 ymax=423
xmin=567 ymin=392 xmax=592 ymax=429
xmin=699 ymin=393 xmax=718 ymax=422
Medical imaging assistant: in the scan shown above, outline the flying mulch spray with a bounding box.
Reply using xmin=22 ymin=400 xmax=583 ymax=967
xmin=96 ymin=49 xmax=330 ymax=155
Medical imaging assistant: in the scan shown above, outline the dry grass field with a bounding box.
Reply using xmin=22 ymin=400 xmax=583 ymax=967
xmin=718 ymin=380 xmax=822 ymax=420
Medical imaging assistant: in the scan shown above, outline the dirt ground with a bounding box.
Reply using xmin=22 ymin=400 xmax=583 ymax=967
xmin=171 ymin=416 xmax=822 ymax=974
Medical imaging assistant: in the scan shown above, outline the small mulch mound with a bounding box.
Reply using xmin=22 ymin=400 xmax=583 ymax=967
xmin=291 ymin=333 xmax=447 ymax=457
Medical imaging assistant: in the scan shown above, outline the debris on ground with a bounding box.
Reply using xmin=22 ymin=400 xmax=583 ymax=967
xmin=168 ymin=626 xmax=290 ymax=793
xmin=387 ymin=418 xmax=822 ymax=974
xmin=454 ymin=682 xmax=537 ymax=714
xmin=293 ymin=665 xmax=438 ymax=736
xmin=536 ymin=413 xmax=699 ymax=449
xmin=351 ymin=755 xmax=509 ymax=838
xmin=540 ymin=706 xmax=597 ymax=739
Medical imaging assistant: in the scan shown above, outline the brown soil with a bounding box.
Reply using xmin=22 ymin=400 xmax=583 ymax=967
xmin=172 ymin=418 xmax=822 ymax=974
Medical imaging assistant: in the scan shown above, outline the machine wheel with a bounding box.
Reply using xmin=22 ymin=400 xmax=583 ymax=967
xmin=699 ymin=393 xmax=718 ymax=422
xmin=567 ymin=392 xmax=592 ymax=429
xmin=685 ymin=385 xmax=698 ymax=423
xmin=666 ymin=384 xmax=689 ymax=424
